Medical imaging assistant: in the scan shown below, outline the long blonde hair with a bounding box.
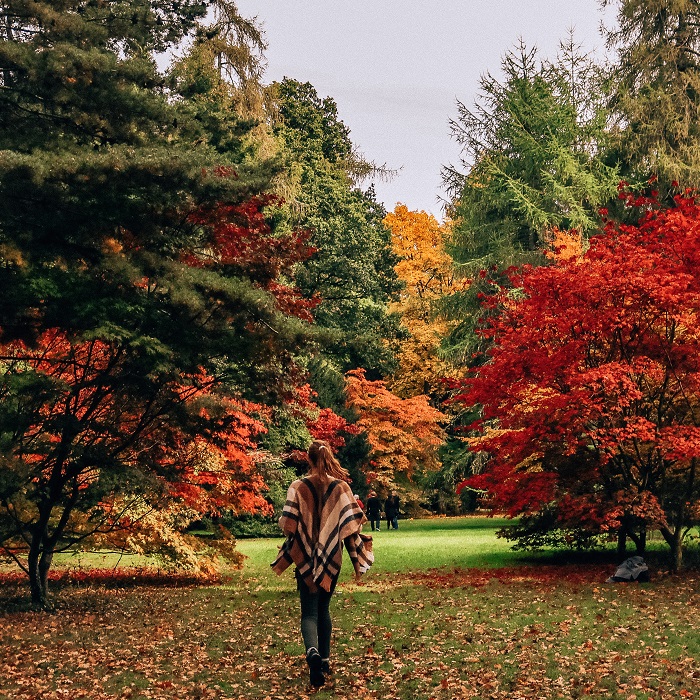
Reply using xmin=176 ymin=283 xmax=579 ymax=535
xmin=307 ymin=440 xmax=350 ymax=482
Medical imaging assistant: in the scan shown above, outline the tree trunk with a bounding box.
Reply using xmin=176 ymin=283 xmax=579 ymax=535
xmin=28 ymin=519 xmax=56 ymax=610
xmin=616 ymin=526 xmax=627 ymax=558
xmin=660 ymin=524 xmax=684 ymax=573
xmin=627 ymin=527 xmax=647 ymax=555
xmin=28 ymin=539 xmax=50 ymax=609
xmin=621 ymin=519 xmax=646 ymax=555
xmin=670 ymin=528 xmax=683 ymax=573
xmin=39 ymin=548 xmax=54 ymax=603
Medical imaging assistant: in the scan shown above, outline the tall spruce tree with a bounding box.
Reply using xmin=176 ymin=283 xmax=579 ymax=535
xmin=445 ymin=39 xmax=615 ymax=270
xmin=0 ymin=1 xmax=316 ymax=606
xmin=441 ymin=38 xmax=617 ymax=363
xmin=605 ymin=0 xmax=700 ymax=189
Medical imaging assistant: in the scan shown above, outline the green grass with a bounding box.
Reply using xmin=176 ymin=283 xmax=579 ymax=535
xmin=234 ymin=516 xmax=519 ymax=586
xmin=50 ymin=550 xmax=166 ymax=569
xmin=348 ymin=516 xmax=517 ymax=570
xmin=1 ymin=516 xmax=700 ymax=700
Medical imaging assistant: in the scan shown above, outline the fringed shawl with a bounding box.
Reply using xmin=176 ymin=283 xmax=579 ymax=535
xmin=271 ymin=477 xmax=373 ymax=592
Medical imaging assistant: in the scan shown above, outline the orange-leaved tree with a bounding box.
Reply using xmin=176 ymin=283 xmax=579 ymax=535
xmin=0 ymin=330 xmax=272 ymax=603
xmin=345 ymin=369 xmax=446 ymax=490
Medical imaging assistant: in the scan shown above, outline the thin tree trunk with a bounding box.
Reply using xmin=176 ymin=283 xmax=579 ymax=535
xmin=660 ymin=524 xmax=684 ymax=573
xmin=27 ymin=501 xmax=57 ymax=610
xmin=617 ymin=526 xmax=627 ymax=558
xmin=39 ymin=548 xmax=54 ymax=603
xmin=28 ymin=534 xmax=50 ymax=609
xmin=637 ymin=526 xmax=647 ymax=554
xmin=670 ymin=528 xmax=683 ymax=573
xmin=622 ymin=520 xmax=646 ymax=555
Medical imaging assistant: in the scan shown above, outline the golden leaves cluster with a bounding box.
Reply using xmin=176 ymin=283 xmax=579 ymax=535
xmin=383 ymin=205 xmax=465 ymax=397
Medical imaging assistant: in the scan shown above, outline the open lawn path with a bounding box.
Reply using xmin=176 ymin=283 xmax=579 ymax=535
xmin=1 ymin=518 xmax=699 ymax=699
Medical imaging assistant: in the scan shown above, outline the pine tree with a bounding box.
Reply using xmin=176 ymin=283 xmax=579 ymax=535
xmin=605 ymin=0 xmax=700 ymax=189
xmin=445 ymin=38 xmax=615 ymax=269
xmin=441 ymin=38 xmax=617 ymax=363
xmin=0 ymin=1 xmax=317 ymax=607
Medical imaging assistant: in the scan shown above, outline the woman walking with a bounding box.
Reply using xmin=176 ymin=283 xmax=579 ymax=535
xmin=271 ymin=440 xmax=373 ymax=688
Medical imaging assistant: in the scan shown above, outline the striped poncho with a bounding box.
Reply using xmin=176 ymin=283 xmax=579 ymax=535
xmin=271 ymin=476 xmax=374 ymax=592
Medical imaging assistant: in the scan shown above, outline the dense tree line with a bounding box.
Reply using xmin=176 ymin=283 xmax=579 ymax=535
xmin=3 ymin=0 xmax=700 ymax=606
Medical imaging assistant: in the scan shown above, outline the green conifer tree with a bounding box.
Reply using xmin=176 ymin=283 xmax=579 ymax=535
xmin=0 ymin=1 xmax=316 ymax=606
xmin=441 ymin=38 xmax=617 ymax=363
xmin=605 ymin=0 xmax=700 ymax=189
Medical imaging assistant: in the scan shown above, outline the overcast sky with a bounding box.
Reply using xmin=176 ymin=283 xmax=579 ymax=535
xmin=235 ymin=1 xmax=620 ymax=218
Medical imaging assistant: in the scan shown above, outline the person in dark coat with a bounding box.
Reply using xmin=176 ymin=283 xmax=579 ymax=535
xmin=385 ymin=490 xmax=400 ymax=530
xmin=365 ymin=490 xmax=382 ymax=531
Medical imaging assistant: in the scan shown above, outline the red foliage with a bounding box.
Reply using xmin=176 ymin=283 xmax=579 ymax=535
xmin=185 ymin=195 xmax=319 ymax=321
xmin=311 ymin=407 xmax=360 ymax=446
xmin=283 ymin=384 xmax=360 ymax=467
xmin=287 ymin=383 xmax=359 ymax=449
xmin=454 ymin=189 xmax=700 ymax=541
xmin=0 ymin=568 xmax=222 ymax=588
xmin=0 ymin=328 xmax=271 ymax=571
xmin=387 ymin=564 xmax=615 ymax=589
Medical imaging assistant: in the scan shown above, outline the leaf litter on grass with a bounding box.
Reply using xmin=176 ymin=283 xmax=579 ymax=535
xmin=0 ymin=566 xmax=699 ymax=699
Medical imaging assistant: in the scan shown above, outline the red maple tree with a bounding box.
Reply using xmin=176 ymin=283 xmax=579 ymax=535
xmin=455 ymin=187 xmax=700 ymax=570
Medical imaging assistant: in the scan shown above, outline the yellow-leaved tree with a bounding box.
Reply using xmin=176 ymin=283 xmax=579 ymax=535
xmin=384 ymin=204 xmax=465 ymax=397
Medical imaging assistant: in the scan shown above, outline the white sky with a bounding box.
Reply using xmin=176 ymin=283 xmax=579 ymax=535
xmin=235 ymin=1 xmax=620 ymax=218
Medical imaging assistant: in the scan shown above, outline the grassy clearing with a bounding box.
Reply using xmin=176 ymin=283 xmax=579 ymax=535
xmin=1 ymin=517 xmax=699 ymax=699
xmin=233 ymin=516 xmax=519 ymax=591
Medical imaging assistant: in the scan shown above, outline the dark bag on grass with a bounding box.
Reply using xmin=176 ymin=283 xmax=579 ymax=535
xmin=606 ymin=555 xmax=650 ymax=583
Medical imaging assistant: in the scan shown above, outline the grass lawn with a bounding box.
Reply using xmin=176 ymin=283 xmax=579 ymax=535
xmin=1 ymin=517 xmax=699 ymax=699
xmin=234 ymin=516 xmax=519 ymax=589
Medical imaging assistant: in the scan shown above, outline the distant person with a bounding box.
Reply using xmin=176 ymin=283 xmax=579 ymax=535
xmin=385 ymin=490 xmax=400 ymax=530
xmin=354 ymin=493 xmax=364 ymax=511
xmin=271 ymin=440 xmax=373 ymax=688
xmin=365 ymin=490 xmax=382 ymax=531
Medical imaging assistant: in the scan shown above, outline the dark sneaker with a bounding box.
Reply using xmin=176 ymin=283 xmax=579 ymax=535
xmin=321 ymin=659 xmax=331 ymax=675
xmin=306 ymin=648 xmax=324 ymax=687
